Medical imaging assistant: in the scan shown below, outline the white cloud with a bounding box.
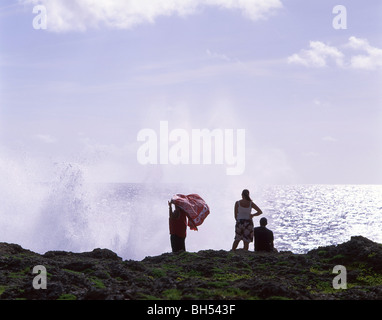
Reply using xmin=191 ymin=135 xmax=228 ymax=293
xmin=34 ymin=134 xmax=57 ymax=144
xmin=287 ymin=41 xmax=344 ymax=68
xmin=206 ymin=49 xmax=231 ymax=62
xmin=288 ymin=37 xmax=382 ymax=71
xmin=322 ymin=136 xmax=338 ymax=143
xmin=22 ymin=0 xmax=283 ymax=32
xmin=303 ymin=151 xmax=319 ymax=157
xmin=347 ymin=36 xmax=382 ymax=70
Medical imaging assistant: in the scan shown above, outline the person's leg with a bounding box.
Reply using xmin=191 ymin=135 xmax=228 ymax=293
xmin=171 ymin=235 xmax=181 ymax=252
xmin=170 ymin=235 xmax=177 ymax=252
xmin=231 ymin=239 xmax=240 ymax=251
xmin=232 ymin=221 xmax=242 ymax=251
xmin=242 ymin=221 xmax=253 ymax=251
xmin=171 ymin=235 xmax=185 ymax=252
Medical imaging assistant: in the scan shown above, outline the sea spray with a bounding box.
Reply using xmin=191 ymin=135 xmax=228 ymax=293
xmin=33 ymin=162 xmax=93 ymax=252
xmin=0 ymin=154 xmax=47 ymax=249
xmin=1 ymin=151 xmax=382 ymax=260
xmin=0 ymin=152 xmax=181 ymax=259
xmin=0 ymin=155 xmax=136 ymax=258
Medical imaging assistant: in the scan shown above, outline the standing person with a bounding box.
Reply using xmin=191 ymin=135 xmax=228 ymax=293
xmin=168 ymin=201 xmax=187 ymax=253
xmin=254 ymin=217 xmax=275 ymax=252
xmin=231 ymin=189 xmax=263 ymax=251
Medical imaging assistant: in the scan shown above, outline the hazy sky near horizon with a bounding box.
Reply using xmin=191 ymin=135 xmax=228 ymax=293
xmin=0 ymin=0 xmax=381 ymax=185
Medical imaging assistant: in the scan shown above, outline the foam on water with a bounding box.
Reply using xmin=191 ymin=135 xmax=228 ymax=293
xmin=1 ymin=153 xmax=382 ymax=260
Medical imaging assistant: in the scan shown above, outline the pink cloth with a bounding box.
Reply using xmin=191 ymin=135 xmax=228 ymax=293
xmin=171 ymin=194 xmax=210 ymax=231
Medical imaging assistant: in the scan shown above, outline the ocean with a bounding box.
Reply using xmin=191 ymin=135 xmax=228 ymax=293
xmin=1 ymin=161 xmax=381 ymax=261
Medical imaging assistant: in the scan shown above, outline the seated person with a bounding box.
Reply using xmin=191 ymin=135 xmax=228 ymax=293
xmin=253 ymin=217 xmax=276 ymax=252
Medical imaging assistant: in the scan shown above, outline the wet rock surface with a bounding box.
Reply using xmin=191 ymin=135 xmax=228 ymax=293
xmin=1 ymin=236 xmax=382 ymax=300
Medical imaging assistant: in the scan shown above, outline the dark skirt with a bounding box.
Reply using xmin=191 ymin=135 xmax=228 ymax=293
xmin=234 ymin=219 xmax=254 ymax=243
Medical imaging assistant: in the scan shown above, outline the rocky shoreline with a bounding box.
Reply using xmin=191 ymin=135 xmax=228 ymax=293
xmin=1 ymin=236 xmax=382 ymax=300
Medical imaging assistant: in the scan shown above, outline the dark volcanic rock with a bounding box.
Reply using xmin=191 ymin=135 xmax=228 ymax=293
xmin=308 ymin=236 xmax=382 ymax=272
xmin=1 ymin=236 xmax=382 ymax=300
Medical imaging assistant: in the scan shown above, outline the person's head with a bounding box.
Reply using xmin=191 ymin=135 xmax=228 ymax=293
xmin=260 ymin=217 xmax=267 ymax=227
xmin=241 ymin=189 xmax=252 ymax=201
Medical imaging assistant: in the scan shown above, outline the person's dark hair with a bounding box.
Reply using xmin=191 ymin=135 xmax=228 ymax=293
xmin=241 ymin=189 xmax=252 ymax=202
xmin=260 ymin=217 xmax=267 ymax=226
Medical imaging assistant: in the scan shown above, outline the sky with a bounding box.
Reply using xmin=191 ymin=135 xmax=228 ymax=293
xmin=0 ymin=0 xmax=381 ymax=185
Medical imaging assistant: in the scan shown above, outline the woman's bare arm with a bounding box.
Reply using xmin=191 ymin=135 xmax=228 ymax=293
xmin=251 ymin=202 xmax=263 ymax=217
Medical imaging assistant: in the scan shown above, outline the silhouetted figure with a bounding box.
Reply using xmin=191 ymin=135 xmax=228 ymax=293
xmin=254 ymin=217 xmax=275 ymax=252
xmin=231 ymin=189 xmax=263 ymax=251
xmin=168 ymin=201 xmax=187 ymax=252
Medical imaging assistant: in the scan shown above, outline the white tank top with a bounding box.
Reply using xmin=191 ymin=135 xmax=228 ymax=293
xmin=237 ymin=201 xmax=252 ymax=220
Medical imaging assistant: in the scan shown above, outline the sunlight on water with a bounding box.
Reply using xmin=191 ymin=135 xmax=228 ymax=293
xmin=259 ymin=185 xmax=382 ymax=253
xmin=0 ymin=156 xmax=381 ymax=260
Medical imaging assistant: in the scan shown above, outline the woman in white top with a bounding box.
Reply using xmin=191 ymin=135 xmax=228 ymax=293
xmin=231 ymin=189 xmax=263 ymax=251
